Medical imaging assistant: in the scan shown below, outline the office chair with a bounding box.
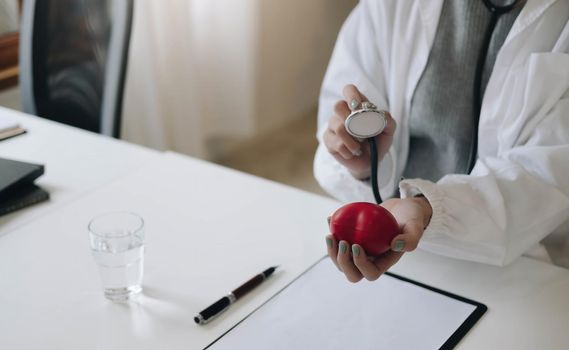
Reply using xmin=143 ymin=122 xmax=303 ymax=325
xmin=19 ymin=0 xmax=133 ymax=138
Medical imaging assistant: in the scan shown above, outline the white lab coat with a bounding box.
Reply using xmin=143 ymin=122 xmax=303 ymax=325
xmin=314 ymin=0 xmax=569 ymax=267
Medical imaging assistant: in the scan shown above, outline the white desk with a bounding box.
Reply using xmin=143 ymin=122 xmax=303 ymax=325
xmin=0 ymin=107 xmax=159 ymax=235
xmin=0 ymin=151 xmax=338 ymax=349
xmin=1 ymin=111 xmax=568 ymax=349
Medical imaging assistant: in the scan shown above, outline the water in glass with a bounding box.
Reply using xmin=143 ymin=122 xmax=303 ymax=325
xmin=89 ymin=212 xmax=145 ymax=301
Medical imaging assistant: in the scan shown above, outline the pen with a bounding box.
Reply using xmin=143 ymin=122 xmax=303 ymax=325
xmin=194 ymin=266 xmax=279 ymax=325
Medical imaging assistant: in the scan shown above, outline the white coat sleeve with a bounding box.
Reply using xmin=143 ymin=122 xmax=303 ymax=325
xmin=400 ymin=52 xmax=569 ymax=266
xmin=314 ymin=0 xmax=398 ymax=203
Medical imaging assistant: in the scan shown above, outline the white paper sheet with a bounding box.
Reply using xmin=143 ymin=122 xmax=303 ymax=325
xmin=208 ymin=258 xmax=478 ymax=350
xmin=0 ymin=114 xmax=19 ymax=132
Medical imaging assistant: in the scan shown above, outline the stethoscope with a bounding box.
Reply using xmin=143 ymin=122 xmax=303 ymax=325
xmin=345 ymin=0 xmax=522 ymax=205
xmin=344 ymin=102 xmax=387 ymax=204
xmin=470 ymin=0 xmax=522 ymax=172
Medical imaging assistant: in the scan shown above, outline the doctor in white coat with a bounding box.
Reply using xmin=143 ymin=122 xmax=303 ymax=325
xmin=315 ymin=0 xmax=569 ymax=282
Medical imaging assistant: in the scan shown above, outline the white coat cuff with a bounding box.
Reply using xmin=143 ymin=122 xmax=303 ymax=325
xmin=399 ymin=179 xmax=447 ymax=238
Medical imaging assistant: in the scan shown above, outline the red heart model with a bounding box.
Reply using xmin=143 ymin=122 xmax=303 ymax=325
xmin=329 ymin=202 xmax=399 ymax=256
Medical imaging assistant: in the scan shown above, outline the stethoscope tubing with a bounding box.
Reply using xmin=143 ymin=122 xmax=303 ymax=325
xmin=347 ymin=0 xmax=522 ymax=203
xmin=345 ymin=108 xmax=385 ymax=204
xmin=368 ymin=137 xmax=382 ymax=204
xmin=470 ymin=0 xmax=522 ymax=172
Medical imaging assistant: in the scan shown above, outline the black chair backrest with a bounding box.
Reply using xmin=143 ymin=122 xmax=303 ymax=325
xmin=20 ymin=0 xmax=133 ymax=138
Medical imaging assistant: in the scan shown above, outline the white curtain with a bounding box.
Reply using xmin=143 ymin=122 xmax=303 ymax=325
xmin=121 ymin=0 xmax=206 ymax=157
xmin=121 ymin=0 xmax=356 ymax=159
xmin=122 ymin=0 xmax=263 ymax=159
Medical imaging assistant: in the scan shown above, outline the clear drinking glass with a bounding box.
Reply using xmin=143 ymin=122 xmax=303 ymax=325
xmin=88 ymin=212 xmax=145 ymax=301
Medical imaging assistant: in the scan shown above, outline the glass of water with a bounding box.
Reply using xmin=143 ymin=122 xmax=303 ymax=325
xmin=88 ymin=212 xmax=145 ymax=301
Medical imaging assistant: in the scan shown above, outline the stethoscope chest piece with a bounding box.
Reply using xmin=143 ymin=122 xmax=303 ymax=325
xmin=344 ymin=102 xmax=387 ymax=204
xmin=345 ymin=108 xmax=387 ymax=139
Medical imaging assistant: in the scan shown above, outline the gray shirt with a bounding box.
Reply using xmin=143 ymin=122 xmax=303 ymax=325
xmin=403 ymin=0 xmax=523 ymax=181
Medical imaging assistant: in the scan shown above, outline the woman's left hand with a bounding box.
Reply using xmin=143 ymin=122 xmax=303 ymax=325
xmin=326 ymin=196 xmax=432 ymax=283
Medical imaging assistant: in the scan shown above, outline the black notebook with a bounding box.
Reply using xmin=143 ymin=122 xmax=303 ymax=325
xmin=0 ymin=158 xmax=49 ymax=216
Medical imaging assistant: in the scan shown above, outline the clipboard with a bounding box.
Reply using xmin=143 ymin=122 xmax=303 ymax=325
xmin=205 ymin=257 xmax=487 ymax=350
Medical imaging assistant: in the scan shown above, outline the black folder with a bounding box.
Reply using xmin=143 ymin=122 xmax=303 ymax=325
xmin=0 ymin=158 xmax=49 ymax=216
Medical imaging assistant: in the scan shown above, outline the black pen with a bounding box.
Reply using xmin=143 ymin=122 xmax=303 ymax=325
xmin=194 ymin=266 xmax=279 ymax=325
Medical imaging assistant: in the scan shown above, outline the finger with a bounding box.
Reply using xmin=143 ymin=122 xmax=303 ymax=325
xmin=326 ymin=235 xmax=341 ymax=271
xmin=332 ymin=141 xmax=355 ymax=160
xmin=329 ymin=117 xmax=362 ymax=155
xmin=333 ymin=100 xmax=351 ymax=120
xmin=391 ymin=219 xmax=424 ymax=252
xmin=343 ymin=84 xmax=369 ymax=111
xmin=337 ymin=241 xmax=363 ymax=283
xmin=351 ymin=244 xmax=383 ymax=281
xmin=372 ymin=112 xmax=396 ymax=156
xmin=380 ymin=111 xmax=396 ymax=137
xmin=323 ymin=130 xmax=353 ymax=159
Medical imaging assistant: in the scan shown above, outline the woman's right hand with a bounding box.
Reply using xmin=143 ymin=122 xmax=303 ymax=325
xmin=323 ymin=84 xmax=396 ymax=180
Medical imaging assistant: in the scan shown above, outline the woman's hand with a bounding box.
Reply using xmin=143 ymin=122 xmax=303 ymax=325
xmin=323 ymin=84 xmax=396 ymax=179
xmin=326 ymin=196 xmax=432 ymax=282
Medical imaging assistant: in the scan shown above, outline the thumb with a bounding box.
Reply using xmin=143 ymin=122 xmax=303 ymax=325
xmin=390 ymin=219 xmax=424 ymax=252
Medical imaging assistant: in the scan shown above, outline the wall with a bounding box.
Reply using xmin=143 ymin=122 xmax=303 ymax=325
xmin=189 ymin=0 xmax=358 ymax=138
xmin=199 ymin=0 xmax=357 ymax=157
xmin=254 ymin=0 xmax=357 ymax=134
xmin=0 ymin=87 xmax=20 ymax=110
